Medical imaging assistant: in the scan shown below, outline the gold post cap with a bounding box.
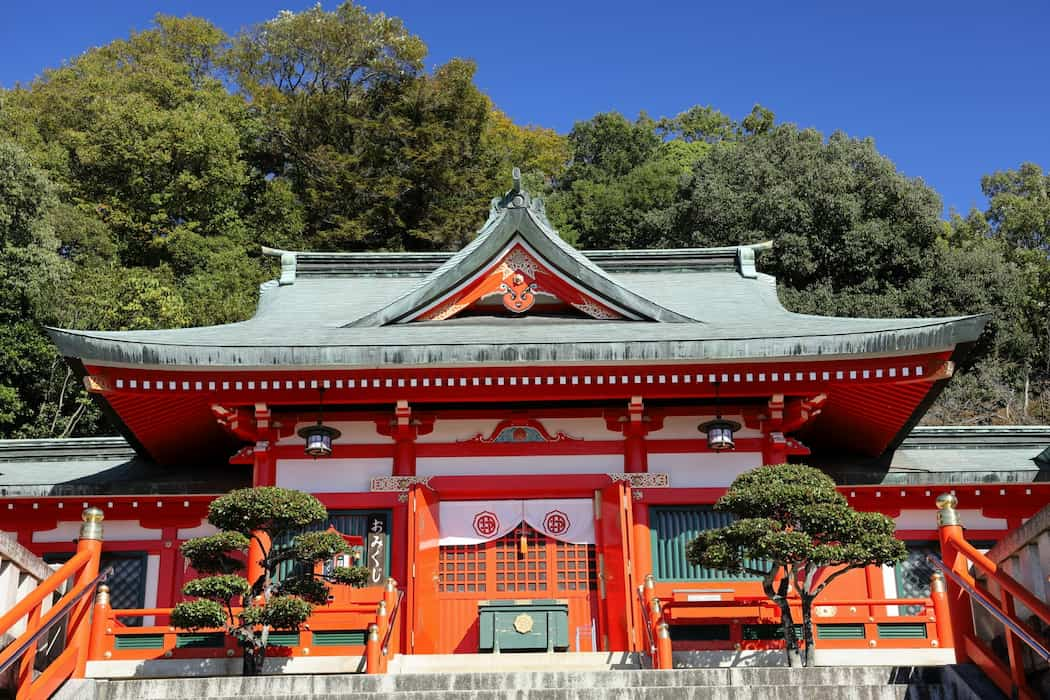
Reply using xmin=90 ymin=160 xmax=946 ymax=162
xmin=935 ymin=493 xmax=960 ymax=527
xmin=80 ymin=507 xmax=104 ymax=540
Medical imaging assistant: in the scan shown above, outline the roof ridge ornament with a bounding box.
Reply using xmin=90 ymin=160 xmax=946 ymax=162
xmin=488 ymin=167 xmax=550 ymax=226
xmin=736 ymin=241 xmax=773 ymax=279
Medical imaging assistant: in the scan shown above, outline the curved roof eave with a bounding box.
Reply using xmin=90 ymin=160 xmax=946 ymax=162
xmin=45 ymin=313 xmax=989 ymax=369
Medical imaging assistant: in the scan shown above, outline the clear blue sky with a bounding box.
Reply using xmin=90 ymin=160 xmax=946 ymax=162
xmin=2 ymin=1 xmax=1048 ymax=218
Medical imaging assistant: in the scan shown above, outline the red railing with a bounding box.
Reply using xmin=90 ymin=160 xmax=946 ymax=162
xmin=637 ymin=576 xmax=672 ymax=669
xmin=0 ymin=508 xmax=104 ymax=700
xmin=936 ymin=494 xmax=1050 ymax=700
xmin=87 ymin=579 xmax=401 ymax=675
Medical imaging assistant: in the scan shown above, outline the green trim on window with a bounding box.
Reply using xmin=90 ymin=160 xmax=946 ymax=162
xmin=175 ymin=632 xmax=225 ymax=648
xmin=266 ymin=631 xmax=300 ymax=647
xmin=114 ymin=634 xmax=164 ymax=650
xmin=816 ymin=624 xmax=866 ymax=640
xmin=877 ymin=623 xmax=927 ymax=639
xmin=312 ymin=630 xmax=367 ymax=646
xmin=274 ymin=510 xmax=391 ymax=583
xmin=649 ymin=506 xmax=769 ymax=582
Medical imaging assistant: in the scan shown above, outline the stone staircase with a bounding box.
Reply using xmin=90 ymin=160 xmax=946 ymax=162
xmin=55 ymin=665 xmax=1006 ymax=700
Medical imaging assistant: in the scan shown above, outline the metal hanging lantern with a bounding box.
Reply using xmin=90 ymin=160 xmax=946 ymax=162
xmin=698 ymin=380 xmax=740 ymax=452
xmin=298 ymin=388 xmax=341 ymax=458
xmin=698 ymin=418 xmax=741 ymax=451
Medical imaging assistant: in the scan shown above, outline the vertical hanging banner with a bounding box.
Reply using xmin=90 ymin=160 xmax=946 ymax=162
xmin=366 ymin=512 xmax=388 ymax=586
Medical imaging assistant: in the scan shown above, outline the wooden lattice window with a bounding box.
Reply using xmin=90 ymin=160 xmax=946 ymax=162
xmin=438 ymin=525 xmax=597 ymax=595
xmin=438 ymin=543 xmax=487 ymax=593
xmin=555 ymin=541 xmax=597 ymax=592
xmin=494 ymin=526 xmax=548 ymax=593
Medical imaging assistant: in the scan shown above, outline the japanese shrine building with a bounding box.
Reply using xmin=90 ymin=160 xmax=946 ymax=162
xmin=3 ymin=178 xmax=1049 ymax=666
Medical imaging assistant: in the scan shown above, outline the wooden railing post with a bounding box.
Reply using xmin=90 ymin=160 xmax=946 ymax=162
xmin=88 ymin=585 xmax=110 ymax=662
xmin=15 ymin=601 xmax=42 ymax=697
xmin=365 ymin=624 xmax=380 ymax=674
xmin=375 ymin=600 xmax=389 ymax=673
xmin=383 ymin=578 xmax=397 ymax=623
xmin=71 ymin=507 xmax=104 ymax=678
xmin=929 ymin=571 xmax=954 ymax=651
xmin=936 ymin=493 xmax=972 ymax=663
xmin=655 ymin=622 xmax=673 ymax=670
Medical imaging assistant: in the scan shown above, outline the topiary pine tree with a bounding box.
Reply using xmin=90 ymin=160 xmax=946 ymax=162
xmin=171 ymin=487 xmax=368 ymax=675
xmin=686 ymin=464 xmax=906 ymax=667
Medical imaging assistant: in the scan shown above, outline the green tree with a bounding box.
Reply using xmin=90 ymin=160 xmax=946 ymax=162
xmin=0 ymin=140 xmax=71 ymax=437
xmin=686 ymin=464 xmax=905 ymax=667
xmin=171 ymin=487 xmax=368 ymax=675
xmin=980 ymin=164 xmax=1050 ymax=409
xmin=547 ymin=106 xmax=762 ymax=248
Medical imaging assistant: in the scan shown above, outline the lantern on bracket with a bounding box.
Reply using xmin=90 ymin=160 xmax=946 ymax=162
xmin=698 ymin=380 xmax=740 ymax=452
xmin=298 ymin=388 xmax=341 ymax=458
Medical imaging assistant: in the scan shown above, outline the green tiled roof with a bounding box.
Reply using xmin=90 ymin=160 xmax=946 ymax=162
xmin=46 ymin=184 xmax=988 ymax=369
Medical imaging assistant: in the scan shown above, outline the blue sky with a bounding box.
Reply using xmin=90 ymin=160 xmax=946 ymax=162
xmin=2 ymin=1 xmax=1048 ymax=218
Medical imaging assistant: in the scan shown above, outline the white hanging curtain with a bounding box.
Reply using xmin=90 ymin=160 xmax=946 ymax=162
xmin=438 ymin=499 xmax=595 ymax=546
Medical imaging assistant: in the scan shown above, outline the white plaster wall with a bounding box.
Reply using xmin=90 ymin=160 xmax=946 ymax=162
xmin=895 ymin=509 xmax=1007 ymax=531
xmin=416 ymin=417 xmax=617 ymax=444
xmin=650 ymin=414 xmax=761 ymax=440
xmin=647 ymin=452 xmax=762 ymax=488
xmin=278 ymin=420 xmax=390 ymax=445
xmin=537 ymin=417 xmax=617 ymax=440
xmin=32 ymin=520 xmax=162 ymax=543
xmin=276 ymin=458 xmax=392 ymax=493
xmin=415 ymin=419 xmax=496 ymax=444
xmin=415 ymin=454 xmax=622 ymax=477
xmin=177 ymin=522 xmax=217 ymax=540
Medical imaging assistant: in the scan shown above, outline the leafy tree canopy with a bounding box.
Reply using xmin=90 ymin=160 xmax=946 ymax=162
xmin=687 ymin=465 xmax=906 ymax=666
xmin=171 ymin=487 xmax=367 ymax=675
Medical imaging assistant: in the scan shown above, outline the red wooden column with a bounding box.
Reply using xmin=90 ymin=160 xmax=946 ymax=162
xmin=252 ymin=403 xmax=277 ymax=486
xmin=378 ymin=400 xmax=433 ymax=477
xmin=759 ymin=394 xmax=823 ymax=465
xmin=608 ymin=397 xmax=658 ymax=588
xmin=393 ymin=401 xmax=416 ymax=477
xmin=624 ymin=397 xmax=649 ymax=474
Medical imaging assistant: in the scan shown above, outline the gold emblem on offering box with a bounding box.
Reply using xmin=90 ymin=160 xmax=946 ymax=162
xmin=513 ymin=613 xmax=534 ymax=634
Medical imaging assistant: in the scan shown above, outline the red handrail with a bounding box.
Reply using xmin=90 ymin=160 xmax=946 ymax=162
xmin=946 ymin=532 xmax=1050 ymax=628
xmin=936 ymin=494 xmax=1048 ymax=700
xmin=0 ymin=508 xmax=104 ymax=700
xmin=0 ymin=549 xmax=90 ymax=639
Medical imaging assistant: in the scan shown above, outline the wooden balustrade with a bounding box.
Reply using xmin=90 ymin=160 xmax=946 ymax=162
xmin=0 ymin=508 xmax=105 ymax=700
xmin=936 ymin=494 xmax=1050 ymax=700
xmin=85 ymin=579 xmax=403 ymax=675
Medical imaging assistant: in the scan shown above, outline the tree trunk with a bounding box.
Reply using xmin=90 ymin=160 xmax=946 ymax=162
xmin=242 ymin=644 xmax=266 ymax=676
xmin=771 ymin=577 xmax=802 ymax=667
xmin=800 ymin=595 xmax=816 ymax=667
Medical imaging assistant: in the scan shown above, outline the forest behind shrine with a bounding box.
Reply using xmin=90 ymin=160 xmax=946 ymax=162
xmin=0 ymin=2 xmax=1048 ymax=440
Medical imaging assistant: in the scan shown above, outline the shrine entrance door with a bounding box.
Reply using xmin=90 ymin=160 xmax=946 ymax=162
xmin=435 ymin=523 xmax=599 ymax=653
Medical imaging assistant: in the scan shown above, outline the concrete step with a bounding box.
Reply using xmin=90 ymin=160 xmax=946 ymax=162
xmin=102 ymin=687 xmax=945 ymax=700
xmin=389 ymin=652 xmax=642 ymax=673
xmin=94 ymin=667 xmax=949 ymax=700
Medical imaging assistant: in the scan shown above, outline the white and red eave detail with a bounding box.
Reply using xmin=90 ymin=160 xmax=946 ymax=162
xmin=79 ymin=352 xmax=956 ymax=464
